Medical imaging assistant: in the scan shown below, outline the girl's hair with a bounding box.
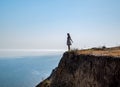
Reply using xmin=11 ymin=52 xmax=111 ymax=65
xmin=67 ymin=33 xmax=70 ymax=37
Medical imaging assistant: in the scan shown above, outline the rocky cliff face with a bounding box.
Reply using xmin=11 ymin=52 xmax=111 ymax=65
xmin=36 ymin=51 xmax=120 ymax=87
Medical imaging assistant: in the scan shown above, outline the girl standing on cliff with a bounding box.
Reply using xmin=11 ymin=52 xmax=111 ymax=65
xmin=67 ymin=33 xmax=73 ymax=51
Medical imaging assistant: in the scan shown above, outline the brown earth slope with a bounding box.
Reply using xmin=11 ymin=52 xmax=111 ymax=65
xmin=36 ymin=47 xmax=120 ymax=87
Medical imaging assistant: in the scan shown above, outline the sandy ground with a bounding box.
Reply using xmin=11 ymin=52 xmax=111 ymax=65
xmin=78 ymin=47 xmax=120 ymax=57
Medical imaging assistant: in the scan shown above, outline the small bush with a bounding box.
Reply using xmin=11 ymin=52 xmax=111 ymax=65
xmin=69 ymin=48 xmax=79 ymax=55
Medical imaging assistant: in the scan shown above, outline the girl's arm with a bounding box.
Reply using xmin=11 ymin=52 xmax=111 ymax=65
xmin=70 ymin=37 xmax=73 ymax=43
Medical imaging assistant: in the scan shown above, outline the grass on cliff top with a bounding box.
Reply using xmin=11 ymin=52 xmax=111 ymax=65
xmin=71 ymin=46 xmax=120 ymax=57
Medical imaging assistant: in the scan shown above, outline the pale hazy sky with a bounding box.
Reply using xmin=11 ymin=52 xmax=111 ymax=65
xmin=0 ymin=0 xmax=120 ymax=50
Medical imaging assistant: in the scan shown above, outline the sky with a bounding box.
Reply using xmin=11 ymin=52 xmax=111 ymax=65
xmin=0 ymin=0 xmax=120 ymax=54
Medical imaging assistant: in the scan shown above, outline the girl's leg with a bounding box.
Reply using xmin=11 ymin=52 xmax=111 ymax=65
xmin=68 ymin=45 xmax=70 ymax=51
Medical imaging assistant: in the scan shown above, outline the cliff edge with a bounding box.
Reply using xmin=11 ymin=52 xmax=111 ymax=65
xmin=36 ymin=48 xmax=120 ymax=87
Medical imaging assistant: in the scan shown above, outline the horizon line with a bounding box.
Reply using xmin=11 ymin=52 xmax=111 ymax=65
xmin=0 ymin=49 xmax=66 ymax=52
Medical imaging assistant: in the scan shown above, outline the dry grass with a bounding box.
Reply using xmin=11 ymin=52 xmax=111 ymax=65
xmin=77 ymin=47 xmax=120 ymax=57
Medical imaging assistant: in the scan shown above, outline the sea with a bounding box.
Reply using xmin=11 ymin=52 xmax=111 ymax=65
xmin=0 ymin=54 xmax=62 ymax=87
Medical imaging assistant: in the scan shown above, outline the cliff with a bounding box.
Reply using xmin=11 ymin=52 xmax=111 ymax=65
xmin=36 ymin=49 xmax=120 ymax=87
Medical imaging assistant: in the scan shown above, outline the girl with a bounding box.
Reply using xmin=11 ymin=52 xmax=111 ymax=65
xmin=67 ymin=33 xmax=73 ymax=51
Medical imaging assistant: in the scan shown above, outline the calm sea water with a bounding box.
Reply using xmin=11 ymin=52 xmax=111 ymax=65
xmin=0 ymin=55 xmax=62 ymax=87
